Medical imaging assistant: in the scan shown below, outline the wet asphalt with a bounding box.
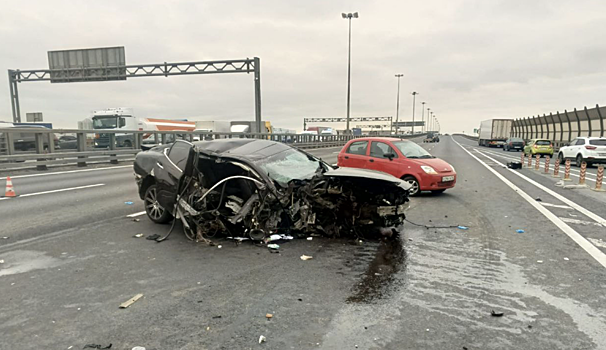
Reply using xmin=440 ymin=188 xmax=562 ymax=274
xmin=1 ymin=136 xmax=606 ymax=349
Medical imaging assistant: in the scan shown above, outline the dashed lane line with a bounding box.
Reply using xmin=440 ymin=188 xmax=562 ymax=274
xmin=541 ymin=203 xmax=574 ymax=210
xmin=559 ymin=217 xmax=604 ymax=227
xmin=126 ymin=211 xmax=146 ymax=218
xmin=453 ymin=138 xmax=606 ymax=269
xmin=1 ymin=184 xmax=105 ymax=199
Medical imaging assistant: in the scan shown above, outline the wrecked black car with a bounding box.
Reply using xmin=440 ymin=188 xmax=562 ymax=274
xmin=134 ymin=139 xmax=411 ymax=241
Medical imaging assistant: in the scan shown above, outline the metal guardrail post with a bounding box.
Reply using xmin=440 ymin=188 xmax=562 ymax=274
xmin=108 ymin=133 xmax=118 ymax=164
xmin=34 ymin=133 xmax=47 ymax=170
xmin=5 ymin=132 xmax=15 ymax=155
xmin=134 ymin=133 xmax=142 ymax=150
xmin=47 ymin=133 xmax=55 ymax=153
xmin=77 ymin=132 xmax=87 ymax=167
xmin=161 ymin=133 xmax=167 ymax=144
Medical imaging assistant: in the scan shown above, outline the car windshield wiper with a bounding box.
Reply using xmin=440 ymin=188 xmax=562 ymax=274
xmin=419 ymin=155 xmax=435 ymax=159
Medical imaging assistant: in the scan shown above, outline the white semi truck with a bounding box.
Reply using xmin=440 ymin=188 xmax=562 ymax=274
xmin=91 ymin=107 xmax=196 ymax=147
xmin=478 ymin=119 xmax=513 ymax=147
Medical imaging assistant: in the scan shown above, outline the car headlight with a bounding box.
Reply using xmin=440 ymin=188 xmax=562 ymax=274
xmin=421 ymin=165 xmax=438 ymax=174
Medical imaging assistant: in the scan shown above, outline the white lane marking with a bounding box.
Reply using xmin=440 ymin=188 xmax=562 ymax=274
xmin=541 ymin=203 xmax=574 ymax=210
xmin=126 ymin=211 xmax=146 ymax=218
xmin=559 ymin=217 xmax=604 ymax=227
xmin=0 ymin=197 xmax=10 ymax=201
xmin=16 ymin=184 xmax=105 ymax=198
xmin=473 ymin=148 xmax=606 ymax=226
xmin=588 ymin=238 xmax=606 ymax=248
xmin=453 ymin=138 xmax=606 ymax=268
xmin=0 ymin=165 xmax=131 ymax=180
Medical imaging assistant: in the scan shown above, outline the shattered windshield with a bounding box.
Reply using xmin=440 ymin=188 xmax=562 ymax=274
xmin=257 ymin=148 xmax=324 ymax=184
xmin=392 ymin=141 xmax=434 ymax=159
xmin=92 ymin=117 xmax=117 ymax=129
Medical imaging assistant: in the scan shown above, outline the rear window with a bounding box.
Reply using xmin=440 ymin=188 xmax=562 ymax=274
xmin=346 ymin=141 xmax=368 ymax=155
xmin=536 ymin=140 xmax=551 ymax=145
xmin=589 ymin=139 xmax=606 ymax=146
xmin=510 ymin=138 xmax=523 ymax=142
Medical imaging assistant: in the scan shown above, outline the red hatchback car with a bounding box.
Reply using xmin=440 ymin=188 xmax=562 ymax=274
xmin=337 ymin=137 xmax=456 ymax=196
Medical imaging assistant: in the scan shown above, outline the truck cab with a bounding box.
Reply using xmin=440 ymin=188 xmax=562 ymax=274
xmin=92 ymin=107 xmax=137 ymax=148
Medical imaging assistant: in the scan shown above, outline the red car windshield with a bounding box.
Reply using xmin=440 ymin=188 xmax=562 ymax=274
xmin=392 ymin=141 xmax=434 ymax=159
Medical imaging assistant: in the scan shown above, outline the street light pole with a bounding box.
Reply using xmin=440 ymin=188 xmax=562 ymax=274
xmin=411 ymin=92 xmax=418 ymax=135
xmin=342 ymin=12 xmax=359 ymax=133
xmin=421 ymin=101 xmax=426 ymax=133
xmin=394 ymin=74 xmax=403 ymax=135
xmin=427 ymin=108 xmax=431 ymax=131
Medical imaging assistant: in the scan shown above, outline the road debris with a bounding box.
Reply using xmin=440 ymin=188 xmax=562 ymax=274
xmin=124 ymin=201 xmax=134 ymax=205
xmin=491 ymin=310 xmax=504 ymax=317
xmin=266 ymin=313 xmax=273 ymax=319
xmin=83 ymin=344 xmax=112 ymax=349
xmin=535 ymin=197 xmax=542 ymax=202
xmin=0 ymin=259 xmax=4 ymax=264
xmin=217 ymin=245 xmax=222 ymax=249
xmin=146 ymin=234 xmax=161 ymax=241
xmin=457 ymin=226 xmax=469 ymax=230
xmin=131 ymin=347 xmax=146 ymax=350
xmin=259 ymin=335 xmax=266 ymax=344
xmin=119 ymin=294 xmax=143 ymax=309
xmin=300 ymin=255 xmax=313 ymax=261
xmin=1 ymin=236 xmax=9 ymax=239
xmin=133 ymin=218 xmax=140 ymax=222
xmin=516 ymin=229 xmax=525 ymax=233
xmin=537 ymin=260 xmax=543 ymax=263
xmin=267 ymin=244 xmax=280 ymax=250
xmin=266 ymin=234 xmax=294 ymax=242
xmin=507 ymin=161 xmax=522 ymax=169
xmin=563 ymin=257 xmax=569 ymax=261
xmin=133 ymin=234 xmax=144 ymax=238
xmin=307 ymin=237 xmax=313 ymax=241
xmin=212 ymin=315 xmax=222 ymax=319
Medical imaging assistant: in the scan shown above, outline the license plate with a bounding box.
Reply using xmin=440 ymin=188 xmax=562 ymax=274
xmin=442 ymin=176 xmax=454 ymax=182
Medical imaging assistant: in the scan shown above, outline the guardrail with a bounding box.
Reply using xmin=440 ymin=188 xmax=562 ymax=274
xmin=453 ymin=133 xmax=479 ymax=141
xmin=0 ymin=128 xmax=426 ymax=171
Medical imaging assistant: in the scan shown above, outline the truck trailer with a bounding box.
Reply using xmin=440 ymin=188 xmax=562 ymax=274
xmin=478 ymin=119 xmax=513 ymax=147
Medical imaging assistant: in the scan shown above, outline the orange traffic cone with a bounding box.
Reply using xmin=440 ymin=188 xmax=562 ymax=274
xmin=4 ymin=176 xmax=16 ymax=197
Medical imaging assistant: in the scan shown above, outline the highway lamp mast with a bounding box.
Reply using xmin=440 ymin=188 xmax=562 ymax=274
xmin=394 ymin=74 xmax=404 ymax=135
xmin=421 ymin=101 xmax=426 ymax=133
xmin=342 ymin=12 xmax=359 ymax=133
xmin=427 ymin=108 xmax=431 ymax=131
xmin=411 ymin=92 xmax=418 ymax=134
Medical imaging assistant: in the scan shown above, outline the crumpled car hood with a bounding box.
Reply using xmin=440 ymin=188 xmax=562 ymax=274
xmin=325 ymin=167 xmax=412 ymax=191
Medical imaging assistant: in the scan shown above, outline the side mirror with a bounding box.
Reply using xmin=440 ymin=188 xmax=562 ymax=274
xmin=384 ymin=153 xmax=395 ymax=160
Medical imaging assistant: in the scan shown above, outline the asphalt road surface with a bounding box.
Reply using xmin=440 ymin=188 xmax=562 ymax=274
xmin=1 ymin=136 xmax=606 ymax=350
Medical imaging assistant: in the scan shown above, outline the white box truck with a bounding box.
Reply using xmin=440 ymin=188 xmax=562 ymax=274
xmin=478 ymin=119 xmax=513 ymax=147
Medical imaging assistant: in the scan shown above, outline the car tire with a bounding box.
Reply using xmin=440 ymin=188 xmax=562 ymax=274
xmin=575 ymin=154 xmax=583 ymax=167
xmin=123 ymin=140 xmax=132 ymax=148
xmin=403 ymin=176 xmax=420 ymax=197
xmin=558 ymin=152 xmax=564 ymax=164
xmin=431 ymin=189 xmax=446 ymax=195
xmin=144 ymin=184 xmax=173 ymax=224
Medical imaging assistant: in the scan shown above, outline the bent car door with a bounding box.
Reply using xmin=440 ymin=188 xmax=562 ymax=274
xmin=154 ymin=140 xmax=192 ymax=210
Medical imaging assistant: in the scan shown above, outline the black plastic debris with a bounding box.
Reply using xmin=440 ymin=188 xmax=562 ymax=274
xmin=507 ymin=161 xmax=522 ymax=169
xmin=535 ymin=198 xmax=542 ymax=202
xmin=146 ymin=234 xmax=161 ymax=241
xmin=491 ymin=310 xmax=504 ymax=317
xmin=83 ymin=344 xmax=112 ymax=349
xmin=212 ymin=315 xmax=222 ymax=319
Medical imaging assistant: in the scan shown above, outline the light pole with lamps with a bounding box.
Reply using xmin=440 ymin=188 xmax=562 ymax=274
xmin=411 ymin=92 xmax=418 ymax=135
xmin=342 ymin=12 xmax=359 ymax=133
xmin=394 ymin=74 xmax=403 ymax=134
xmin=427 ymin=108 xmax=431 ymax=131
xmin=421 ymin=101 xmax=426 ymax=132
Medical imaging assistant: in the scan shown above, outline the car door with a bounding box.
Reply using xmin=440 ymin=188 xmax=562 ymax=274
xmin=365 ymin=141 xmax=401 ymax=177
xmin=154 ymin=140 xmax=192 ymax=210
xmin=341 ymin=140 xmax=369 ymax=169
xmin=565 ymin=138 xmax=581 ymax=158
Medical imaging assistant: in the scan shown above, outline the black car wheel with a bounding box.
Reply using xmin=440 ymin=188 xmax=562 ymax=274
xmin=575 ymin=154 xmax=583 ymax=167
xmin=558 ymin=152 xmax=564 ymax=164
xmin=144 ymin=184 xmax=173 ymax=224
xmin=403 ymin=176 xmax=420 ymax=196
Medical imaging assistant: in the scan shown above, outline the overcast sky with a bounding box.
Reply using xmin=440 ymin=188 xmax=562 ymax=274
xmin=1 ymin=0 xmax=605 ymax=133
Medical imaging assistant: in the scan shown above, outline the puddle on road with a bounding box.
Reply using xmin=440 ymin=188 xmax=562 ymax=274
xmin=0 ymin=250 xmax=63 ymax=277
xmin=347 ymin=237 xmax=407 ymax=303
